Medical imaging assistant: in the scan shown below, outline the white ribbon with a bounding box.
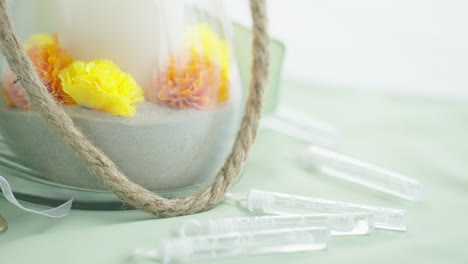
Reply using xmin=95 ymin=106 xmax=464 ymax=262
xmin=0 ymin=176 xmax=73 ymax=218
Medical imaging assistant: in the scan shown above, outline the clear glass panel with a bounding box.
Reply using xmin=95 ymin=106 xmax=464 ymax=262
xmin=0 ymin=0 xmax=243 ymax=207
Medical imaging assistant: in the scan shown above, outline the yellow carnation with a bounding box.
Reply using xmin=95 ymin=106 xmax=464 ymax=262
xmin=59 ymin=60 xmax=144 ymax=117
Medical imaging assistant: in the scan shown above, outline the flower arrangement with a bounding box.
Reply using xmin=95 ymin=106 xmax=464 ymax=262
xmin=2 ymin=33 xmax=144 ymax=117
xmin=59 ymin=60 xmax=145 ymax=117
xmin=147 ymin=24 xmax=231 ymax=110
xmin=2 ymin=25 xmax=230 ymax=115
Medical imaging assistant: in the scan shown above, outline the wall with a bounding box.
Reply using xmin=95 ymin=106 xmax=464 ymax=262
xmin=225 ymin=0 xmax=468 ymax=98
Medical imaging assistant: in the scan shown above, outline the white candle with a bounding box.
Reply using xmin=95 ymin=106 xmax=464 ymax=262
xmin=57 ymin=0 xmax=184 ymax=90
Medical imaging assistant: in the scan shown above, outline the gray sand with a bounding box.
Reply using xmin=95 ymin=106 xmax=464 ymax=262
xmin=0 ymin=97 xmax=239 ymax=192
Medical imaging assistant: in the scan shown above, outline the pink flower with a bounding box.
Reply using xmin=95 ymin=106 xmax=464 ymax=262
xmin=2 ymin=70 xmax=30 ymax=109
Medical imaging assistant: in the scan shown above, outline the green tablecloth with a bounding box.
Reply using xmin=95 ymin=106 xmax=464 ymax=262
xmin=1 ymin=81 xmax=468 ymax=263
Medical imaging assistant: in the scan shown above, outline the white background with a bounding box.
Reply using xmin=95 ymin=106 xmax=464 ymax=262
xmin=225 ymin=0 xmax=468 ymax=98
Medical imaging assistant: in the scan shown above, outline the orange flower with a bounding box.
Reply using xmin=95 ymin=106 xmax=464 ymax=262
xmin=148 ymin=50 xmax=228 ymax=110
xmin=2 ymin=34 xmax=75 ymax=108
xmin=147 ymin=25 xmax=230 ymax=110
xmin=26 ymin=34 xmax=75 ymax=104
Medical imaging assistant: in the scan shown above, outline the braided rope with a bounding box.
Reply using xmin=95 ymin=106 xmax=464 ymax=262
xmin=0 ymin=0 xmax=269 ymax=217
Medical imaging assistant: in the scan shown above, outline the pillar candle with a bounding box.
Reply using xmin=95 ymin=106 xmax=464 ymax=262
xmin=57 ymin=0 xmax=184 ymax=90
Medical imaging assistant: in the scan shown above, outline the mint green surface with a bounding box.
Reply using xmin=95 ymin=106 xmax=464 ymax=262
xmin=1 ymin=81 xmax=468 ymax=263
xmin=234 ymin=24 xmax=285 ymax=114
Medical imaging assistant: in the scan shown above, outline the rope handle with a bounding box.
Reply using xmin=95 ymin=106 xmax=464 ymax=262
xmin=0 ymin=0 xmax=269 ymax=217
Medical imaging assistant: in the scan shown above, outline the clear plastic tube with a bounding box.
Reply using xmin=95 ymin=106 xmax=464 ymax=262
xmin=180 ymin=213 xmax=373 ymax=237
xmin=244 ymin=189 xmax=407 ymax=231
xmin=301 ymin=146 xmax=423 ymax=201
xmin=133 ymin=227 xmax=329 ymax=263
